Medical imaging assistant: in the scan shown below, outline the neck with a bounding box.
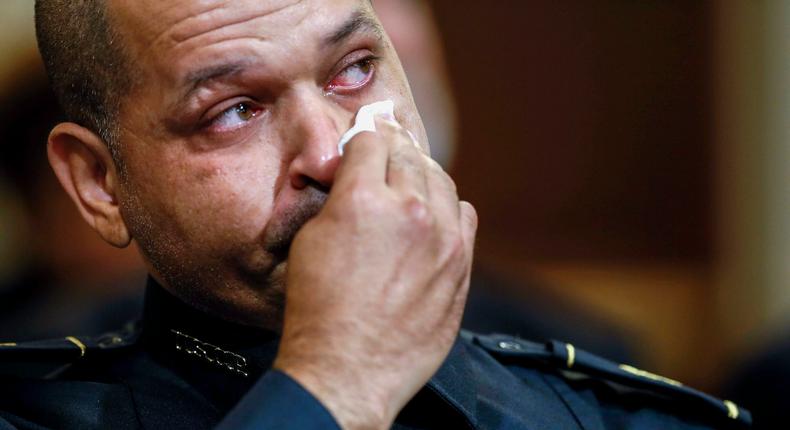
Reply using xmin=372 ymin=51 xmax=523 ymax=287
xmin=144 ymin=263 xmax=287 ymax=332
xmin=141 ymin=276 xmax=281 ymax=348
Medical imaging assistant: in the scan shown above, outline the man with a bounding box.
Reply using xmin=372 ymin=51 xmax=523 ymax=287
xmin=0 ymin=0 xmax=750 ymax=428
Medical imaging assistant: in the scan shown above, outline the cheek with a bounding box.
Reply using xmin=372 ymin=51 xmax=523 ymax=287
xmin=374 ymin=59 xmax=429 ymax=146
xmin=186 ymin=159 xmax=279 ymax=242
xmin=385 ymin=87 xmax=429 ymax=150
xmin=132 ymin=146 xmax=282 ymax=250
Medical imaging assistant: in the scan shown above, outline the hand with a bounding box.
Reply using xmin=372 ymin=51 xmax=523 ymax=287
xmin=273 ymin=116 xmax=478 ymax=429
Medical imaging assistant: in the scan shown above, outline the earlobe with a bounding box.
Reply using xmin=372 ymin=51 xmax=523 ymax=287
xmin=47 ymin=123 xmax=132 ymax=248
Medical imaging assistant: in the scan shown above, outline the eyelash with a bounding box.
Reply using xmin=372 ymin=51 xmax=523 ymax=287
xmin=203 ymin=100 xmax=264 ymax=134
xmin=203 ymin=55 xmax=380 ymax=134
xmin=325 ymin=55 xmax=380 ymax=93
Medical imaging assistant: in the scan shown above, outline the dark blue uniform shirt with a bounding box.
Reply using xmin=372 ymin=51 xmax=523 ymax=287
xmin=0 ymin=278 xmax=751 ymax=429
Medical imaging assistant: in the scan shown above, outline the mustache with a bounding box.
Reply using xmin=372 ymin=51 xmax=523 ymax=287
xmin=263 ymin=186 xmax=328 ymax=260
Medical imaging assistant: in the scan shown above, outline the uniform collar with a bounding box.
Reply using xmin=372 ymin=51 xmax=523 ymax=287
xmin=426 ymin=337 xmax=481 ymax=429
xmin=429 ymin=333 xmax=587 ymax=430
xmin=139 ymin=277 xmax=497 ymax=428
xmin=140 ymin=277 xmax=280 ymax=379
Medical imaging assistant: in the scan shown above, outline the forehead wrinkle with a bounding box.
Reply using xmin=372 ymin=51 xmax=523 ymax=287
xmin=127 ymin=1 xmax=225 ymax=49
xmin=141 ymin=0 xmax=379 ymax=104
xmin=175 ymin=2 xmax=374 ymax=83
xmin=153 ymin=0 xmax=304 ymax=48
xmin=165 ymin=2 xmax=239 ymax=44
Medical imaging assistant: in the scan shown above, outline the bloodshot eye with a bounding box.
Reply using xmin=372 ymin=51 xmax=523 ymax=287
xmin=327 ymin=58 xmax=375 ymax=92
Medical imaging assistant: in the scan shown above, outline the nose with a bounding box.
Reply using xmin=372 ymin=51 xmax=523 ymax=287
xmin=285 ymin=89 xmax=347 ymax=191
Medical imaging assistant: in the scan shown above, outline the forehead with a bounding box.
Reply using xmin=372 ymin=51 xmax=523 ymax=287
xmin=110 ymin=0 xmax=370 ymax=65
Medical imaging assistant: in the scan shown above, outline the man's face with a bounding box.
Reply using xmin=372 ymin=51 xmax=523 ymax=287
xmin=108 ymin=0 xmax=427 ymax=327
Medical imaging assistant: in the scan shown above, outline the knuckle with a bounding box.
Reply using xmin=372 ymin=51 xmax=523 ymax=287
xmin=375 ymin=118 xmax=402 ymax=137
xmin=392 ymin=140 xmax=419 ymax=159
xmin=423 ymin=158 xmax=457 ymax=194
xmin=438 ymin=232 xmax=470 ymax=278
xmin=442 ymin=172 xmax=458 ymax=195
xmin=401 ymin=194 xmax=433 ymax=228
xmin=342 ymin=184 xmax=386 ymax=218
xmin=340 ymin=174 xmax=365 ymax=193
xmin=424 ymin=155 xmax=444 ymax=172
xmin=350 ymin=188 xmax=373 ymax=207
xmin=349 ymin=132 xmax=374 ymax=148
xmin=379 ymin=120 xmax=421 ymax=148
xmin=460 ymin=201 xmax=478 ymax=229
xmin=395 ymin=125 xmax=414 ymax=142
xmin=445 ymin=234 xmax=466 ymax=261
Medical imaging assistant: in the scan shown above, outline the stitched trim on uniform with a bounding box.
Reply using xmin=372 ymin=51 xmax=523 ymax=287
xmin=171 ymin=329 xmax=249 ymax=377
xmin=65 ymin=336 xmax=87 ymax=357
xmin=618 ymin=364 xmax=682 ymax=387
xmin=723 ymin=400 xmax=739 ymax=419
xmin=565 ymin=343 xmax=575 ymax=368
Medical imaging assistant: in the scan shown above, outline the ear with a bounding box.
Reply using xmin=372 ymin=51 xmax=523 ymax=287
xmin=47 ymin=122 xmax=131 ymax=248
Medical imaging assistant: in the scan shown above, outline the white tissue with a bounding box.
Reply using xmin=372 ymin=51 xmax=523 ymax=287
xmin=337 ymin=99 xmax=395 ymax=156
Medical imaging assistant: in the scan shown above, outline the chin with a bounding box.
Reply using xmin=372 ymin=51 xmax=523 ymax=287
xmin=230 ymin=258 xmax=289 ymax=328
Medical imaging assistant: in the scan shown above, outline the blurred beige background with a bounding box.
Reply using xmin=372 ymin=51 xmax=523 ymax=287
xmin=0 ymin=0 xmax=787 ymax=394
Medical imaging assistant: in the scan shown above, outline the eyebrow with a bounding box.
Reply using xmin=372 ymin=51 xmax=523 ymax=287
xmin=177 ymin=8 xmax=384 ymax=105
xmin=323 ymin=9 xmax=384 ymax=47
xmin=184 ymin=63 xmax=249 ymax=94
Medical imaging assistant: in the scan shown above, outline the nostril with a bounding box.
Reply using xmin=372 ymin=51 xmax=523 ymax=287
xmin=296 ymin=175 xmax=331 ymax=194
xmin=288 ymin=149 xmax=340 ymax=191
xmin=290 ymin=174 xmax=309 ymax=190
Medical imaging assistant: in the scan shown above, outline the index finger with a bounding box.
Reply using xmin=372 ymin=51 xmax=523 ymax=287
xmin=334 ymin=130 xmax=389 ymax=190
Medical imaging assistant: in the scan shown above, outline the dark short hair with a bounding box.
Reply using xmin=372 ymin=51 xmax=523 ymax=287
xmin=34 ymin=0 xmax=133 ymax=159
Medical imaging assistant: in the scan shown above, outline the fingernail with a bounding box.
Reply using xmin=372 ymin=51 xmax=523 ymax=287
xmin=381 ymin=112 xmax=396 ymax=122
xmin=374 ymin=112 xmax=398 ymax=125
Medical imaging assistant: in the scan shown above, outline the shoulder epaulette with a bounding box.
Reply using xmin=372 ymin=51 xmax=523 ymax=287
xmin=0 ymin=321 xmax=140 ymax=378
xmin=467 ymin=332 xmax=752 ymax=428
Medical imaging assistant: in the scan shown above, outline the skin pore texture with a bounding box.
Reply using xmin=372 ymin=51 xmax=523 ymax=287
xmin=46 ymin=0 xmax=477 ymax=428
